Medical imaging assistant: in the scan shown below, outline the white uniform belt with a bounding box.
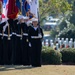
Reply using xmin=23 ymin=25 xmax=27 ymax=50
xmin=31 ymin=36 xmax=41 ymax=39
xmin=9 ymin=34 xmax=12 ymax=37
xmin=16 ymin=34 xmax=22 ymax=37
xmin=12 ymin=32 xmax=16 ymax=35
xmin=3 ymin=34 xmax=12 ymax=37
xmin=23 ymin=33 xmax=28 ymax=36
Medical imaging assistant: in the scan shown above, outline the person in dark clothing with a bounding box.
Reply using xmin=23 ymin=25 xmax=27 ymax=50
xmin=28 ymin=18 xmax=43 ymax=67
xmin=15 ymin=15 xmax=23 ymax=65
xmin=11 ymin=18 xmax=18 ymax=65
xmin=0 ymin=17 xmax=6 ymax=65
xmin=23 ymin=18 xmax=32 ymax=65
xmin=21 ymin=16 xmax=31 ymax=65
xmin=3 ymin=20 xmax=12 ymax=65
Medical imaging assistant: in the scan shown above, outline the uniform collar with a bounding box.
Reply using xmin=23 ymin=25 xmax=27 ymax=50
xmin=33 ymin=26 xmax=38 ymax=31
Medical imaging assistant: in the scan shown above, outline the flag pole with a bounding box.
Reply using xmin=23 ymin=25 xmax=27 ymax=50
xmin=37 ymin=0 xmax=41 ymax=34
xmin=8 ymin=22 xmax=10 ymax=40
xmin=20 ymin=0 xmax=23 ymax=39
xmin=38 ymin=10 xmax=41 ymax=33
xmin=20 ymin=0 xmax=22 ymax=14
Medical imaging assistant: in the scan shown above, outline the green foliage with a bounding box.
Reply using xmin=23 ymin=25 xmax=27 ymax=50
xmin=42 ymin=46 xmax=53 ymax=64
xmin=61 ymin=48 xmax=75 ymax=64
xmin=42 ymin=46 xmax=62 ymax=65
xmin=42 ymin=46 xmax=75 ymax=65
xmin=58 ymin=24 xmax=75 ymax=39
xmin=50 ymin=30 xmax=59 ymax=38
xmin=58 ymin=1 xmax=75 ymax=39
xmin=39 ymin=0 xmax=72 ymax=24
xmin=49 ymin=50 xmax=62 ymax=64
xmin=70 ymin=13 xmax=75 ymax=25
xmin=58 ymin=19 xmax=67 ymax=31
xmin=42 ymin=46 xmax=53 ymax=52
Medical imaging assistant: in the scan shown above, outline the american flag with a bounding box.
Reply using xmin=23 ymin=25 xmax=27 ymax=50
xmin=2 ymin=0 xmax=9 ymax=18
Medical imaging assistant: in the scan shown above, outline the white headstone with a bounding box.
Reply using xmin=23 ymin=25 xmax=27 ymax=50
xmin=66 ymin=38 xmax=69 ymax=45
xmin=51 ymin=43 xmax=54 ymax=48
xmin=61 ymin=38 xmax=64 ymax=44
xmin=69 ymin=41 xmax=72 ymax=48
xmin=45 ymin=39 xmax=49 ymax=46
xmin=64 ymin=41 xmax=67 ymax=48
xmin=66 ymin=38 xmax=68 ymax=41
xmin=61 ymin=38 xmax=64 ymax=41
xmin=70 ymin=38 xmax=73 ymax=42
xmin=56 ymin=43 xmax=59 ymax=50
xmin=58 ymin=38 xmax=61 ymax=44
xmin=50 ymin=40 xmax=53 ymax=44
xmin=58 ymin=38 xmax=60 ymax=41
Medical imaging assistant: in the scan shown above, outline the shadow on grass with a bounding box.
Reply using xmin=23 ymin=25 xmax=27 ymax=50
xmin=0 ymin=65 xmax=34 ymax=71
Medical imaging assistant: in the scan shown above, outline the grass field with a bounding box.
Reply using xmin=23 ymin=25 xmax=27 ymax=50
xmin=0 ymin=65 xmax=75 ymax=75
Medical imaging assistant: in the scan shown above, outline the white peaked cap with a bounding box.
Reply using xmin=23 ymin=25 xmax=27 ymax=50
xmin=27 ymin=20 xmax=32 ymax=24
xmin=31 ymin=18 xmax=38 ymax=22
xmin=23 ymin=16 xmax=29 ymax=19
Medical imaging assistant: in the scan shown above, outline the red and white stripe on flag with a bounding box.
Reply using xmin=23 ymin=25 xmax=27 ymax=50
xmin=2 ymin=0 xmax=9 ymax=18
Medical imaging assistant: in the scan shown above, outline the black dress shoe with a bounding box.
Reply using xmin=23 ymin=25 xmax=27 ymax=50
xmin=32 ymin=65 xmax=41 ymax=67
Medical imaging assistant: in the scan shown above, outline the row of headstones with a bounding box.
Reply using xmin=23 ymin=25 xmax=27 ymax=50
xmin=42 ymin=38 xmax=75 ymax=50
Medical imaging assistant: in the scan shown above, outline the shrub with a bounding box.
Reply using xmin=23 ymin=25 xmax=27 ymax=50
xmin=42 ymin=46 xmax=62 ymax=65
xmin=61 ymin=48 xmax=75 ymax=64
xmin=42 ymin=46 xmax=53 ymax=64
xmin=49 ymin=50 xmax=62 ymax=64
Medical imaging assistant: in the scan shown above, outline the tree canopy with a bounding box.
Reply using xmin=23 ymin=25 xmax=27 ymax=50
xmin=39 ymin=0 xmax=72 ymax=24
xmin=54 ymin=0 xmax=75 ymax=38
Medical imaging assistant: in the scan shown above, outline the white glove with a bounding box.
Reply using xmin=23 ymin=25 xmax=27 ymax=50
xmin=38 ymin=34 xmax=42 ymax=38
xmin=29 ymin=42 xmax=31 ymax=47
